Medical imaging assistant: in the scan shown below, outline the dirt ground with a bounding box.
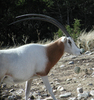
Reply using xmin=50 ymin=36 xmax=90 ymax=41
xmin=0 ymin=51 xmax=94 ymax=100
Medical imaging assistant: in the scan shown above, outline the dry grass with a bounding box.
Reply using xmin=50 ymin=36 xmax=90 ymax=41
xmin=77 ymin=30 xmax=94 ymax=51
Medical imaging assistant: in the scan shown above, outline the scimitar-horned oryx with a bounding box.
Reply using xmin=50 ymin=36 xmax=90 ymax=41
xmin=0 ymin=14 xmax=83 ymax=100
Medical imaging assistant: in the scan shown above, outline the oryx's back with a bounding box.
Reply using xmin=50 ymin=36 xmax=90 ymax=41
xmin=0 ymin=44 xmax=48 ymax=82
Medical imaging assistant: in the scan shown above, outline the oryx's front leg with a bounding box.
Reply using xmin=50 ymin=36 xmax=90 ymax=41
xmin=41 ymin=76 xmax=57 ymax=100
xmin=25 ymin=79 xmax=33 ymax=100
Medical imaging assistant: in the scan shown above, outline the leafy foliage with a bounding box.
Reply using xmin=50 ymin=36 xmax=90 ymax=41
xmin=66 ymin=19 xmax=81 ymax=40
xmin=56 ymin=19 xmax=81 ymax=40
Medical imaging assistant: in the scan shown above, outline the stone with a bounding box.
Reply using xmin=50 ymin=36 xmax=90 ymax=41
xmin=87 ymin=52 xmax=93 ymax=55
xmin=57 ymin=86 xmax=62 ymax=90
xmin=60 ymin=64 xmax=65 ymax=68
xmin=80 ymin=48 xmax=85 ymax=53
xmin=42 ymin=93 xmax=50 ymax=97
xmin=59 ymin=87 xmax=65 ymax=91
xmin=92 ymin=68 xmax=94 ymax=70
xmin=77 ymin=87 xmax=83 ymax=93
xmin=59 ymin=92 xmax=71 ymax=98
xmin=92 ymin=75 xmax=94 ymax=77
xmin=55 ymin=82 xmax=60 ymax=85
xmin=84 ymin=69 xmax=88 ymax=74
xmin=68 ymin=97 xmax=77 ymax=100
xmin=87 ymin=83 xmax=93 ymax=86
xmin=77 ymin=91 xmax=89 ymax=100
xmin=2 ymin=94 xmax=9 ymax=98
xmin=9 ymin=89 xmax=15 ymax=92
xmin=85 ymin=51 xmax=90 ymax=54
xmin=74 ymin=67 xmax=80 ymax=74
xmin=16 ymin=89 xmax=24 ymax=94
xmin=2 ymin=83 xmax=6 ymax=88
xmin=15 ymin=95 xmax=22 ymax=99
xmin=57 ymin=86 xmax=65 ymax=91
xmin=53 ymin=90 xmax=56 ymax=93
xmin=8 ymin=95 xmax=15 ymax=100
xmin=68 ymin=61 xmax=74 ymax=64
xmin=91 ymin=98 xmax=94 ymax=100
xmin=86 ymin=63 xmax=89 ymax=66
xmin=43 ymin=96 xmax=53 ymax=100
xmin=67 ymin=78 xmax=72 ymax=81
xmin=71 ymin=55 xmax=77 ymax=59
xmin=30 ymin=95 xmax=35 ymax=99
xmin=92 ymin=72 xmax=94 ymax=75
xmin=90 ymin=90 xmax=94 ymax=96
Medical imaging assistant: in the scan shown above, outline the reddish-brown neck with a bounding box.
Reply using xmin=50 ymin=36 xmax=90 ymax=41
xmin=36 ymin=38 xmax=64 ymax=76
xmin=46 ymin=38 xmax=64 ymax=68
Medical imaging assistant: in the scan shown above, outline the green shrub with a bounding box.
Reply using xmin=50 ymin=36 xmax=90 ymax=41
xmin=55 ymin=19 xmax=81 ymax=41
xmin=66 ymin=19 xmax=81 ymax=40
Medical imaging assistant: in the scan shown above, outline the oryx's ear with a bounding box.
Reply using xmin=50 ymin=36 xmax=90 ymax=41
xmin=61 ymin=37 xmax=67 ymax=43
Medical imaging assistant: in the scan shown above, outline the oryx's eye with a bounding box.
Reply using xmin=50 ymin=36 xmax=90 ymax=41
xmin=68 ymin=40 xmax=72 ymax=46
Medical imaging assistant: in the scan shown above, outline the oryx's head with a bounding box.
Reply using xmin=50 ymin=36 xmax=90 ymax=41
xmin=61 ymin=37 xmax=82 ymax=55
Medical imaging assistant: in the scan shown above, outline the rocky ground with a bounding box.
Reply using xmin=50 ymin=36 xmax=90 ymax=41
xmin=0 ymin=51 xmax=94 ymax=100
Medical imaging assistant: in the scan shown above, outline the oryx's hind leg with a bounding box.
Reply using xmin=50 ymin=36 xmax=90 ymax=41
xmin=25 ymin=79 xmax=33 ymax=100
xmin=41 ymin=76 xmax=57 ymax=100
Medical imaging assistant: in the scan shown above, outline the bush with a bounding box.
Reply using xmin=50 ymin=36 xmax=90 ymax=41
xmin=66 ymin=19 xmax=81 ymax=40
xmin=77 ymin=30 xmax=94 ymax=51
xmin=55 ymin=19 xmax=81 ymax=41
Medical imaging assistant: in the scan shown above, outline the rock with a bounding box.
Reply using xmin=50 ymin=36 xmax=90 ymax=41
xmin=60 ymin=64 xmax=65 ymax=68
xmin=84 ymin=69 xmax=88 ymax=74
xmin=8 ymin=95 xmax=15 ymax=100
xmin=71 ymin=55 xmax=77 ymax=59
xmin=30 ymin=95 xmax=35 ymax=99
xmin=16 ymin=89 xmax=24 ymax=94
xmin=9 ymin=89 xmax=15 ymax=92
xmin=92 ymin=75 xmax=94 ymax=77
xmin=15 ymin=95 xmax=22 ymax=99
xmin=67 ymin=78 xmax=72 ymax=81
xmin=8 ymin=95 xmax=22 ymax=100
xmin=91 ymin=98 xmax=94 ymax=100
xmin=87 ymin=83 xmax=93 ymax=86
xmin=55 ymin=82 xmax=60 ymax=85
xmin=59 ymin=92 xmax=72 ymax=98
xmin=86 ymin=63 xmax=89 ymax=66
xmin=59 ymin=87 xmax=65 ymax=91
xmin=78 ymin=84 xmax=82 ymax=87
xmin=80 ymin=48 xmax=85 ymax=53
xmin=74 ymin=67 xmax=80 ymax=74
xmin=2 ymin=83 xmax=6 ymax=88
xmin=57 ymin=86 xmax=62 ymax=90
xmin=68 ymin=97 xmax=77 ymax=100
xmin=77 ymin=61 xmax=80 ymax=63
xmin=85 ymin=51 xmax=90 ymax=54
xmin=42 ymin=93 xmax=50 ymax=97
xmin=90 ymin=90 xmax=94 ymax=96
xmin=87 ymin=52 xmax=93 ymax=55
xmin=77 ymin=87 xmax=83 ymax=93
xmin=57 ymin=86 xmax=65 ymax=91
xmin=92 ymin=72 xmax=94 ymax=75
xmin=43 ymin=96 xmax=53 ymax=100
xmin=53 ymin=90 xmax=56 ymax=93
xmin=2 ymin=94 xmax=9 ymax=98
xmin=68 ymin=61 xmax=74 ymax=64
xmin=77 ymin=91 xmax=89 ymax=100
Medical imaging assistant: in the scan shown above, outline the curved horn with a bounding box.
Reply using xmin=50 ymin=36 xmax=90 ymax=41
xmin=10 ymin=14 xmax=70 ymax=37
